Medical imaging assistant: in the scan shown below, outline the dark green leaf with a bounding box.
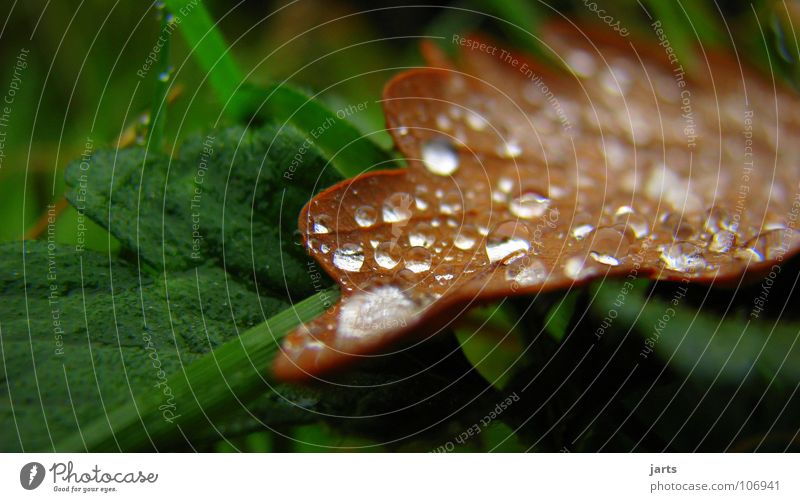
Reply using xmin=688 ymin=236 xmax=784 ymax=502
xmin=544 ymin=290 xmax=580 ymax=343
xmin=0 ymin=241 xmax=293 ymax=451
xmin=64 ymin=125 xmax=340 ymax=299
xmin=592 ymin=280 xmax=800 ymax=385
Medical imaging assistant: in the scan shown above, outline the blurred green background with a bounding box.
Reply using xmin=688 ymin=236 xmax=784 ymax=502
xmin=2 ymin=0 xmax=797 ymax=250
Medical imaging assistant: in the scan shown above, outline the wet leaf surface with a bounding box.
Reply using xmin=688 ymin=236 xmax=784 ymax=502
xmin=275 ymin=24 xmax=800 ymax=381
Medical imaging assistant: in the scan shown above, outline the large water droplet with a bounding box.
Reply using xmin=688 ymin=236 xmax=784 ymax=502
xmin=337 ymin=286 xmax=419 ymax=339
xmin=422 ymin=138 xmax=460 ymax=176
xmin=404 ymin=246 xmax=432 ymax=273
xmin=375 ymin=242 xmax=401 ymax=269
xmin=383 ymin=192 xmax=413 ymax=223
xmin=589 ymin=227 xmax=629 ymax=266
xmin=333 ymin=243 xmax=365 ymax=272
xmin=659 ymin=242 xmax=706 ymax=272
xmin=505 ymin=257 xmax=548 ymax=286
xmin=354 ymin=205 xmax=377 ymax=227
xmin=486 ymin=221 xmax=531 ymax=263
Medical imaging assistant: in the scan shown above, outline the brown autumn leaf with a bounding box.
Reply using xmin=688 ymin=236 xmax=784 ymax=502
xmin=273 ymin=24 xmax=800 ymax=381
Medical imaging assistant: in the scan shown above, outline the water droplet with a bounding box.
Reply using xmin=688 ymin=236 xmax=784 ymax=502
xmin=375 ymin=242 xmax=402 ymax=269
xmin=337 ymin=286 xmax=419 ymax=339
xmin=743 ymin=229 xmax=793 ymax=261
xmin=590 ymin=251 xmax=620 ymax=266
xmin=505 ymin=257 xmax=548 ymax=286
xmin=708 ymin=230 xmax=735 ymax=253
xmin=466 ymin=111 xmax=488 ymax=131
xmin=704 ymin=207 xmax=735 ymax=233
xmin=572 ymin=223 xmax=595 ymax=240
xmin=404 ymin=246 xmax=433 ymax=273
xmin=509 ymin=191 xmax=550 ymax=219
xmin=354 ymin=205 xmax=377 ymax=227
xmin=499 ymin=139 xmax=523 ymax=158
xmin=659 ymin=242 xmax=707 ymax=272
xmin=588 ymin=227 xmax=629 ymax=266
xmin=415 ymin=197 xmax=429 ymax=211
xmin=486 ymin=221 xmax=531 ymax=263
xmin=397 ymin=126 xmax=409 ymax=136
xmin=332 ymin=243 xmax=365 ymax=272
xmin=383 ymin=192 xmax=413 ymax=223
xmin=660 ymin=212 xmax=696 ymax=240
xmin=436 ymin=114 xmax=452 ymax=130
xmin=498 ymin=177 xmax=514 ymax=193
xmin=614 ymin=211 xmax=650 ymax=239
xmin=439 ymin=193 xmax=463 ymax=215
xmin=422 ymin=138 xmax=460 ymax=176
xmin=408 ymin=223 xmax=436 ymax=248
xmin=563 ymin=255 xmax=593 ymax=280
xmin=454 ymin=224 xmax=479 ymax=250
xmin=310 ymin=214 xmax=332 ymax=234
xmin=601 ymin=65 xmax=630 ymax=96
xmin=567 ymin=49 xmax=596 ymax=78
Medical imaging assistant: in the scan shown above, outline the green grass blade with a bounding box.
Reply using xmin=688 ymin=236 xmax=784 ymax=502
xmin=250 ymin=83 xmax=396 ymax=177
xmin=163 ymin=1 xmax=393 ymax=176
xmin=472 ymin=0 xmax=550 ymax=62
xmin=56 ymin=287 xmax=339 ymax=452
xmin=643 ymin=0 xmax=698 ymax=73
xmin=163 ymin=0 xmax=248 ymax=118
xmin=146 ymin=9 xmax=174 ymax=149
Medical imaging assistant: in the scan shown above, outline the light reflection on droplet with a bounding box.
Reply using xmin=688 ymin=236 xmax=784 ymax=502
xmin=332 ymin=243 xmax=365 ymax=272
xmin=422 ymin=138 xmax=460 ymax=176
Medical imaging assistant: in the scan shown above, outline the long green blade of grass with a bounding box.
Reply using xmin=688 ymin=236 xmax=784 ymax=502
xmin=56 ymin=288 xmax=338 ymax=452
xmin=163 ymin=0 xmax=248 ymax=118
xmin=163 ymin=0 xmax=393 ymax=177
xmin=252 ymin=83 xmax=396 ymax=177
xmin=147 ymin=8 xmax=174 ymax=149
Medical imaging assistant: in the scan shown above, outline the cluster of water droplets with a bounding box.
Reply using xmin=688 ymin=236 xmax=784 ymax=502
xmin=281 ymin=31 xmax=800 ymax=371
